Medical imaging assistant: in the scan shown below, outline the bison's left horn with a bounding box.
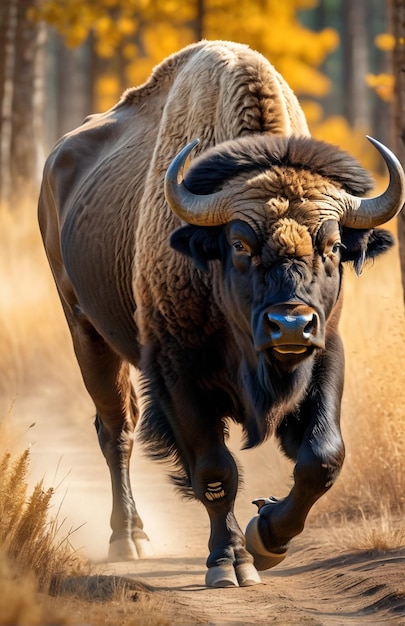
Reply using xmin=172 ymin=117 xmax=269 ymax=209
xmin=164 ymin=139 xmax=232 ymax=226
xmin=342 ymin=136 xmax=405 ymax=229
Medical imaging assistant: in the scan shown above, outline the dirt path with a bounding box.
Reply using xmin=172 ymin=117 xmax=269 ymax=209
xmin=104 ymin=542 xmax=405 ymax=625
xmin=17 ymin=393 xmax=405 ymax=626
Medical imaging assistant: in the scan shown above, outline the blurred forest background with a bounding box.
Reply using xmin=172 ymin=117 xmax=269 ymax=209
xmin=0 ymin=0 xmax=403 ymax=191
xmin=1 ymin=0 xmax=405 ymax=290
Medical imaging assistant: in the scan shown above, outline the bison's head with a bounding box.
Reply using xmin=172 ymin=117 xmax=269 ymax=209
xmin=165 ymin=135 xmax=404 ymax=374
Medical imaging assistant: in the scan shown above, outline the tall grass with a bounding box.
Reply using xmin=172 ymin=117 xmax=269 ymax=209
xmin=0 ymin=414 xmax=82 ymax=625
xmin=0 ymin=447 xmax=80 ymax=593
xmin=322 ymin=505 xmax=405 ymax=552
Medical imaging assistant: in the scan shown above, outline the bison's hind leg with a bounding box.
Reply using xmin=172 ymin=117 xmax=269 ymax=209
xmin=64 ymin=305 xmax=152 ymax=561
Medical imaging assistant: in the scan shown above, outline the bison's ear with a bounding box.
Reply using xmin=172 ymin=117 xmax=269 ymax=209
xmin=340 ymin=227 xmax=395 ymax=276
xmin=169 ymin=225 xmax=225 ymax=273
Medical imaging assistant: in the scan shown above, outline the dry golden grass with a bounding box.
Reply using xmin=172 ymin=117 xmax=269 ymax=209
xmin=0 ymin=445 xmax=82 ymax=592
xmin=0 ymin=419 xmax=177 ymax=625
xmin=0 ymin=419 xmax=81 ymax=625
xmin=0 ymin=551 xmax=70 ymax=626
xmin=323 ymin=505 xmax=405 ymax=552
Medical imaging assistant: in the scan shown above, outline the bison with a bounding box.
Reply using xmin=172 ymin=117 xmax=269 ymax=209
xmin=38 ymin=40 xmax=405 ymax=588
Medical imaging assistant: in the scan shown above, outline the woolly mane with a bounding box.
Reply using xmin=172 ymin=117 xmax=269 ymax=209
xmin=184 ymin=135 xmax=374 ymax=197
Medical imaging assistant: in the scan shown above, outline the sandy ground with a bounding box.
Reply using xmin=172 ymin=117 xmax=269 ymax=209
xmin=13 ymin=392 xmax=404 ymax=626
xmin=105 ymin=541 xmax=405 ymax=625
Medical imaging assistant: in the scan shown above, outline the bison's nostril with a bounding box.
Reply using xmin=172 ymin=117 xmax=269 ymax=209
xmin=267 ymin=319 xmax=281 ymax=337
xmin=303 ymin=314 xmax=317 ymax=338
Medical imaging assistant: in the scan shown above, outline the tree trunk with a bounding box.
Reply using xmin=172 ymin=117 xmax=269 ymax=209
xmin=195 ymin=0 xmax=205 ymax=39
xmin=54 ymin=36 xmax=94 ymax=140
xmin=32 ymin=21 xmax=48 ymax=180
xmin=10 ymin=0 xmax=39 ymax=198
xmin=342 ymin=0 xmax=370 ymax=130
xmin=390 ymin=0 xmax=405 ymax=303
xmin=0 ymin=0 xmax=47 ymax=202
xmin=0 ymin=0 xmax=18 ymax=202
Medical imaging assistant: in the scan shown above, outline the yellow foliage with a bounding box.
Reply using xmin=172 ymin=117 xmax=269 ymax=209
xmin=366 ymin=32 xmax=396 ymax=104
xmin=94 ymin=14 xmax=113 ymax=36
xmin=65 ymin=24 xmax=88 ymax=48
xmin=33 ymin=0 xmax=342 ymax=131
xmin=311 ymin=115 xmax=380 ymax=172
xmin=118 ymin=16 xmax=136 ymax=37
xmin=126 ymin=57 xmax=157 ymax=88
xmin=32 ymin=0 xmax=339 ymax=94
xmin=301 ymin=100 xmax=324 ymax=125
xmin=31 ymin=1 xmax=98 ymax=47
xmin=375 ymin=32 xmax=395 ymax=51
xmin=123 ymin=42 xmax=138 ymax=60
xmin=366 ymin=73 xmax=394 ymax=102
xmin=277 ymin=57 xmax=331 ymax=97
xmin=96 ymin=74 xmax=121 ymax=111
xmin=126 ymin=23 xmax=194 ymax=88
xmin=95 ymin=40 xmax=116 ymax=59
xmin=203 ymin=0 xmax=339 ymax=84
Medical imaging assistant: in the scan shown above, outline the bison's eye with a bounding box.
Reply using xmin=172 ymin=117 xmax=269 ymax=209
xmin=232 ymin=240 xmax=250 ymax=254
xmin=331 ymin=241 xmax=346 ymax=255
xmin=321 ymin=240 xmax=345 ymax=260
xmin=231 ymin=239 xmax=252 ymax=273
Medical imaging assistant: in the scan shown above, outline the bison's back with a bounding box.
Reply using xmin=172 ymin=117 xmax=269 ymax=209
xmin=39 ymin=40 xmax=309 ymax=361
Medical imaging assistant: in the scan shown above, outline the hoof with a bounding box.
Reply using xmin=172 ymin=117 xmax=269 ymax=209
xmin=205 ymin=564 xmax=239 ymax=588
xmin=108 ymin=538 xmax=138 ymax=562
xmin=245 ymin=516 xmax=287 ymax=571
xmin=235 ymin=562 xmax=261 ymax=586
xmin=134 ymin=536 xmax=154 ymax=558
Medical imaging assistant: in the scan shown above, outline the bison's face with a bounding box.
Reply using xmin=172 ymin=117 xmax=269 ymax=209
xmin=224 ymin=217 xmax=342 ymax=368
xmin=171 ymin=214 xmax=393 ymax=370
xmin=166 ymin=135 xmax=404 ymax=369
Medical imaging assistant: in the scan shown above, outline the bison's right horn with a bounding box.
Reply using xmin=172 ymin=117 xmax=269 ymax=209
xmin=164 ymin=138 xmax=232 ymax=226
xmin=342 ymin=136 xmax=405 ymax=229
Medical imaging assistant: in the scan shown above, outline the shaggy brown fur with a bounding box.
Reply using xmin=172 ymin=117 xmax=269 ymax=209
xmin=184 ymin=134 xmax=373 ymax=196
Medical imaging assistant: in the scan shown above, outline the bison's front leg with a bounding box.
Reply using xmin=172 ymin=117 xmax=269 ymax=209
xmin=246 ymin=336 xmax=345 ymax=569
xmin=192 ymin=445 xmax=261 ymax=587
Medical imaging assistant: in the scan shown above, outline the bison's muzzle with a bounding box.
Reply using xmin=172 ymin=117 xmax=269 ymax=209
xmin=252 ymin=303 xmax=324 ymax=357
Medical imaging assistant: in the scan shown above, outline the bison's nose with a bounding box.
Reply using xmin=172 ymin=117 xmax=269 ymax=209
xmin=252 ymin=303 xmax=324 ymax=353
xmin=267 ymin=310 xmax=317 ymax=343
